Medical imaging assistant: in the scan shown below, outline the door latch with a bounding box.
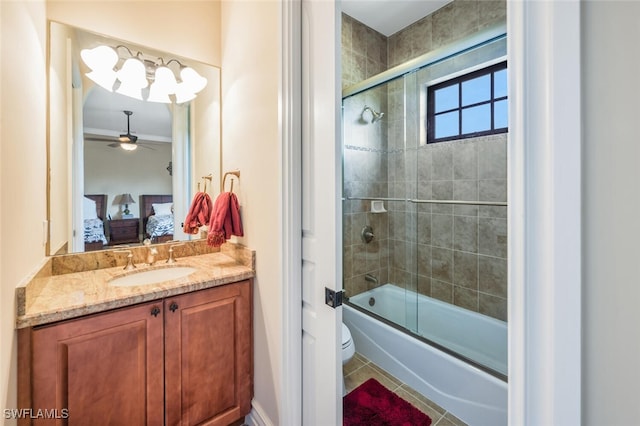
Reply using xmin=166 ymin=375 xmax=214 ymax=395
xmin=325 ymin=287 xmax=344 ymax=309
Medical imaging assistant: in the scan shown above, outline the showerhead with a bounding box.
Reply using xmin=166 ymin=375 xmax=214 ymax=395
xmin=362 ymin=106 xmax=384 ymax=124
xmin=371 ymin=110 xmax=384 ymax=123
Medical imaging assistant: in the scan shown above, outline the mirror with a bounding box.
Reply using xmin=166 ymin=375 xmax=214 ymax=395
xmin=48 ymin=22 xmax=221 ymax=255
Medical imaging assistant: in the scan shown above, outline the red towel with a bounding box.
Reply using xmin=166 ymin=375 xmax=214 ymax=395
xmin=207 ymin=192 xmax=244 ymax=247
xmin=183 ymin=192 xmax=213 ymax=234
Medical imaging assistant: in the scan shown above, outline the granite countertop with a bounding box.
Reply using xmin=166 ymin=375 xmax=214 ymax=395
xmin=16 ymin=243 xmax=255 ymax=329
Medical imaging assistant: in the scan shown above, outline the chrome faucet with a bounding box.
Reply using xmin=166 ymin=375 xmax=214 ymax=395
xmin=115 ymin=249 xmax=136 ymax=271
xmin=365 ymin=274 xmax=378 ymax=285
xmin=167 ymin=242 xmax=185 ymax=264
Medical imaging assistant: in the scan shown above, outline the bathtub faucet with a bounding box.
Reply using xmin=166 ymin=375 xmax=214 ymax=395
xmin=365 ymin=274 xmax=378 ymax=285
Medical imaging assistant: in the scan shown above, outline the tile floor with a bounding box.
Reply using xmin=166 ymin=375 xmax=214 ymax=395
xmin=343 ymin=352 xmax=468 ymax=426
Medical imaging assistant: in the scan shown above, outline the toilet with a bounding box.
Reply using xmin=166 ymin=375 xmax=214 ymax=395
xmin=342 ymin=323 xmax=356 ymax=395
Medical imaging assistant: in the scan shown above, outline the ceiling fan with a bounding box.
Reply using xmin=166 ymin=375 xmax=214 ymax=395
xmin=117 ymin=110 xmax=138 ymax=144
xmin=84 ymin=110 xmax=158 ymax=151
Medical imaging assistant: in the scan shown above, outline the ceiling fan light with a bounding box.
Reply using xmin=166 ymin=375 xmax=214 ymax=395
xmin=179 ymin=67 xmax=207 ymax=94
xmin=120 ymin=142 xmax=138 ymax=151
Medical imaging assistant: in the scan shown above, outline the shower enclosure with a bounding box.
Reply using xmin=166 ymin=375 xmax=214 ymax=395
xmin=342 ymin=30 xmax=508 ymax=378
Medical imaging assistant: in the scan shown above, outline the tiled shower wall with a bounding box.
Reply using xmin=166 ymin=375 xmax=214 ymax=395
xmin=342 ymin=0 xmax=508 ymax=321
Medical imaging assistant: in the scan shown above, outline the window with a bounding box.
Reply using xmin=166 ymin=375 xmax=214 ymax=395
xmin=427 ymin=61 xmax=507 ymax=143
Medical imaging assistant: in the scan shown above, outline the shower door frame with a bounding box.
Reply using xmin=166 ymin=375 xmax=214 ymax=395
xmin=280 ymin=1 xmax=582 ymax=425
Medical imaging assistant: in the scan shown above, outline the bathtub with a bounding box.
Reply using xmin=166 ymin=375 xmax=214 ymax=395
xmin=344 ymin=284 xmax=507 ymax=426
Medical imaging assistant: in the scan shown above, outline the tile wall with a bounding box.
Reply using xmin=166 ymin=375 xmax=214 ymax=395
xmin=342 ymin=0 xmax=508 ymax=321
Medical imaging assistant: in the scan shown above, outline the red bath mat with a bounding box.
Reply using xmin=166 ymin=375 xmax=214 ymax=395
xmin=344 ymin=378 xmax=432 ymax=425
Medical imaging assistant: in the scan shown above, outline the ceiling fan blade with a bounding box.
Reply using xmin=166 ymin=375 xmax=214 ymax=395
xmin=85 ymin=135 xmax=114 ymax=142
xmin=107 ymin=141 xmax=156 ymax=151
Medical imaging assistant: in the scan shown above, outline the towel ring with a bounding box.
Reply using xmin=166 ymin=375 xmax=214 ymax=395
xmin=222 ymin=170 xmax=240 ymax=193
xmin=200 ymin=174 xmax=213 ymax=193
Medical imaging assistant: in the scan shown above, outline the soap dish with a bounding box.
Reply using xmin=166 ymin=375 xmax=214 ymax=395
xmin=371 ymin=200 xmax=387 ymax=213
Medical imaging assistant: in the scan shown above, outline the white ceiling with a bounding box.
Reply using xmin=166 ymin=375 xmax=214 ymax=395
xmin=341 ymin=0 xmax=452 ymax=37
xmin=83 ymin=87 xmax=172 ymax=144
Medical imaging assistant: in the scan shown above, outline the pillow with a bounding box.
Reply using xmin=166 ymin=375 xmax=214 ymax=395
xmin=83 ymin=197 xmax=98 ymax=220
xmin=152 ymin=202 xmax=173 ymax=216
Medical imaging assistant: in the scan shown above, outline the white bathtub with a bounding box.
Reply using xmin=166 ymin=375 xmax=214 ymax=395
xmin=344 ymin=284 xmax=507 ymax=426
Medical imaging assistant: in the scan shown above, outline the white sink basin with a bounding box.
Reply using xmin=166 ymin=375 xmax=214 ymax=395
xmin=109 ymin=266 xmax=197 ymax=287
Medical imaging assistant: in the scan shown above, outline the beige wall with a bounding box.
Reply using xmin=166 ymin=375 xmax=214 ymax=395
xmin=582 ymin=2 xmax=640 ymax=424
xmin=220 ymin=1 xmax=282 ymax=423
xmin=47 ymin=0 xmax=221 ymax=67
xmin=2 ymin=1 xmax=282 ymax=424
xmin=84 ymin=142 xmax=173 ymax=219
xmin=0 ymin=2 xmax=222 ymax=425
xmin=0 ymin=2 xmax=48 ymax=425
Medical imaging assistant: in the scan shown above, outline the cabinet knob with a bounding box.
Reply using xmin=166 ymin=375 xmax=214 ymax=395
xmin=150 ymin=306 xmax=161 ymax=317
xmin=169 ymin=302 xmax=179 ymax=312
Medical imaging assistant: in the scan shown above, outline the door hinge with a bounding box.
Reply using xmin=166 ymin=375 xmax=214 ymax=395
xmin=325 ymin=287 xmax=343 ymax=309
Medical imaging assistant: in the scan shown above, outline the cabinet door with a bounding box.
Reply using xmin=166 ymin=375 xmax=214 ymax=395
xmin=164 ymin=280 xmax=252 ymax=426
xmin=31 ymin=301 xmax=164 ymax=425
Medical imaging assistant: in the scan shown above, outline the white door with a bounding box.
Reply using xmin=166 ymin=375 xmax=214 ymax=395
xmin=301 ymin=0 xmax=342 ymax=424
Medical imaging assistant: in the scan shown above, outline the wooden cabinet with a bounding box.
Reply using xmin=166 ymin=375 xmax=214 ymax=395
xmin=108 ymin=218 xmax=140 ymax=245
xmin=19 ymin=280 xmax=252 ymax=426
xmin=28 ymin=301 xmax=164 ymax=425
xmin=165 ymin=282 xmax=252 ymax=425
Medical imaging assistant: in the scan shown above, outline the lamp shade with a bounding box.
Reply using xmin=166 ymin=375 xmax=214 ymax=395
xmin=116 ymin=57 xmax=148 ymax=100
xmin=120 ymin=142 xmax=138 ymax=151
xmin=174 ymin=86 xmax=197 ymax=104
xmin=148 ymin=66 xmax=177 ymax=103
xmin=180 ymin=67 xmax=207 ymax=93
xmin=80 ymin=43 xmax=207 ymax=104
xmin=120 ymin=193 xmax=135 ymax=205
xmin=81 ymin=45 xmax=118 ymax=70
xmin=81 ymin=45 xmax=119 ymax=92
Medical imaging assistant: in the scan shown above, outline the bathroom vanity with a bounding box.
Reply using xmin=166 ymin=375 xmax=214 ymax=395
xmin=16 ymin=241 xmax=255 ymax=426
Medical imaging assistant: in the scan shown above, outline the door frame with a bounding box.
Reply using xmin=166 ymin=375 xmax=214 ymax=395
xmin=280 ymin=1 xmax=582 ymax=425
xmin=280 ymin=0 xmax=303 ymax=424
xmin=507 ymin=1 xmax=581 ymax=425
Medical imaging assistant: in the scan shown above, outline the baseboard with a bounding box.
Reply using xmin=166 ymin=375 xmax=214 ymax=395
xmin=244 ymin=400 xmax=273 ymax=426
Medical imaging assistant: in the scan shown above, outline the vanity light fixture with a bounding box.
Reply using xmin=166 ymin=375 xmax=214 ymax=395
xmin=80 ymin=44 xmax=207 ymax=104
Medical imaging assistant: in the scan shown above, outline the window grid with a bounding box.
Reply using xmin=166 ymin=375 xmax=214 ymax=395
xmin=427 ymin=61 xmax=508 ymax=143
